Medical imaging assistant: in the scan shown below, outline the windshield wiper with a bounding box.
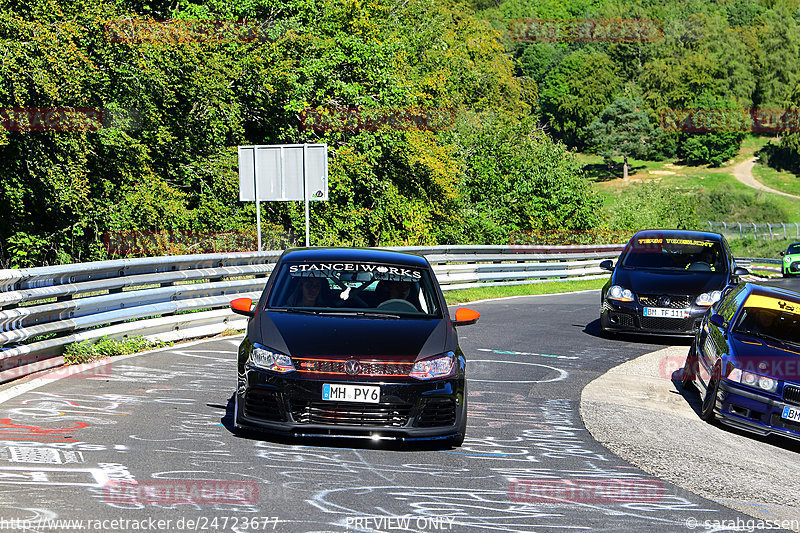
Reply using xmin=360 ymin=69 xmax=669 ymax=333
xmin=269 ymin=308 xmax=322 ymax=315
xmin=315 ymin=310 xmax=401 ymax=319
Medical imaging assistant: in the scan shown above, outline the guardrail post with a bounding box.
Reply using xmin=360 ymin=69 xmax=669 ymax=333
xmin=783 ymin=223 xmax=787 ymax=238
xmin=752 ymin=223 xmax=757 ymax=239
xmin=768 ymin=223 xmax=773 ymax=239
xmin=708 ymin=221 xmax=712 ymax=231
xmin=738 ymin=222 xmax=742 ymax=237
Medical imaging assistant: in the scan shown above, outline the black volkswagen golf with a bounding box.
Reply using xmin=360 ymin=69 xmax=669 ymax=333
xmin=600 ymin=230 xmax=749 ymax=336
xmin=229 ymin=247 xmax=480 ymax=446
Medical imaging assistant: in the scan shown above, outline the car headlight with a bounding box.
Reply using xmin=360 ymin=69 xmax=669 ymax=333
xmin=410 ymin=352 xmax=454 ymax=380
xmin=607 ymin=285 xmax=635 ymax=302
xmin=785 ymin=257 xmax=792 ymax=264
xmin=248 ymin=344 xmax=295 ymax=373
xmin=696 ymin=291 xmax=722 ymax=307
xmin=727 ymin=367 xmax=777 ymax=393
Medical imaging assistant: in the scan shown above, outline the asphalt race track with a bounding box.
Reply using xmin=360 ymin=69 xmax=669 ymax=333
xmin=0 ymin=283 xmax=797 ymax=532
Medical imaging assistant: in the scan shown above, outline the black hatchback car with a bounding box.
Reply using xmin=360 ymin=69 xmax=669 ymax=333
xmin=600 ymin=230 xmax=748 ymax=336
xmin=229 ymin=247 xmax=480 ymax=446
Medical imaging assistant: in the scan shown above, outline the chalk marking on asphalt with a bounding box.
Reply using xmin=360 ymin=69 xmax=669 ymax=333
xmin=0 ymin=337 xmax=235 ymax=407
xmin=467 ymin=360 xmax=568 ymax=384
xmin=477 ymin=348 xmax=579 ymax=360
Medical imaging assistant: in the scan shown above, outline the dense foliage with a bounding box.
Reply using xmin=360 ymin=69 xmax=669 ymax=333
xmin=3 ymin=0 xmax=800 ymax=266
xmin=485 ymin=0 xmax=800 ymax=167
xmin=0 ymin=0 xmax=603 ymax=266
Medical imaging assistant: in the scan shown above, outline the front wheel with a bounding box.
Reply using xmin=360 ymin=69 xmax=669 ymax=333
xmin=701 ymin=375 xmax=720 ymax=422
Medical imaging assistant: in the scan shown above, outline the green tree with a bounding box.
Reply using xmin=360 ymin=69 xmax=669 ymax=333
xmin=677 ymin=93 xmax=747 ymax=167
xmin=587 ymin=95 xmax=654 ymax=179
xmin=540 ymin=49 xmax=620 ymax=149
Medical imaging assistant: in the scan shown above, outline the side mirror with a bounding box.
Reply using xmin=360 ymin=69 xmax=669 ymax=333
xmin=453 ymin=308 xmax=480 ymax=326
xmin=599 ymin=259 xmax=614 ymax=272
xmin=733 ymin=267 xmax=749 ymax=276
xmin=710 ymin=314 xmax=725 ymax=329
xmin=230 ymin=297 xmax=255 ymax=318
xmin=780 ymin=251 xmax=785 ymax=256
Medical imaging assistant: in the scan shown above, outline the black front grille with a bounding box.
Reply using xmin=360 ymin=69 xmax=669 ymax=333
xmin=638 ymin=295 xmax=692 ymax=309
xmin=791 ymin=262 xmax=800 ymax=273
xmin=290 ymin=401 xmax=411 ymax=427
xmin=415 ymin=398 xmax=456 ymax=428
xmin=244 ymin=390 xmax=285 ymax=421
xmin=784 ymin=384 xmax=800 ymax=405
xmin=640 ymin=316 xmax=696 ymax=332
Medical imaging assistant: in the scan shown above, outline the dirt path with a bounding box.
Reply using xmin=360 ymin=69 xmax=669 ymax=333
xmin=733 ymin=156 xmax=800 ymax=199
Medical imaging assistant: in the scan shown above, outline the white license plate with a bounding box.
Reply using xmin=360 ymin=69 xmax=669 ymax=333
xmin=643 ymin=307 xmax=690 ymax=319
xmin=782 ymin=406 xmax=800 ymax=423
xmin=322 ymin=383 xmax=380 ymax=403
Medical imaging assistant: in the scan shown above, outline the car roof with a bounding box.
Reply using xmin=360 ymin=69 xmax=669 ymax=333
xmin=630 ymin=229 xmax=723 ymax=242
xmin=279 ymin=247 xmax=430 ymax=268
xmin=744 ymin=283 xmax=800 ymax=305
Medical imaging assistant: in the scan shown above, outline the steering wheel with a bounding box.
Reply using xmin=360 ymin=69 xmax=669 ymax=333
xmin=376 ymin=299 xmax=418 ymax=312
xmin=687 ymin=261 xmax=712 ymax=272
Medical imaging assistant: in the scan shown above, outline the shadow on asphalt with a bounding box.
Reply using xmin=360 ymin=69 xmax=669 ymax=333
xmin=582 ymin=318 xmax=692 ymax=346
xmin=670 ymin=368 xmax=800 ymax=455
xmin=218 ymin=394 xmax=457 ymax=452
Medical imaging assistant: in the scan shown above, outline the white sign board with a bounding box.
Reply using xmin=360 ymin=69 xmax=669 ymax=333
xmin=238 ymin=144 xmax=328 ymax=201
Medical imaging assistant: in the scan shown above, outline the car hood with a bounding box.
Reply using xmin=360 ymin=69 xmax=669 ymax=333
xmin=730 ymin=334 xmax=800 ymax=381
xmin=613 ymin=268 xmax=726 ymax=296
xmin=256 ymin=311 xmax=448 ymax=359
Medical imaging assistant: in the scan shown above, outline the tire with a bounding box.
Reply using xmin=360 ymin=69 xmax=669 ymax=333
xmin=681 ymin=345 xmax=698 ymax=392
xmin=701 ymin=374 xmax=720 ymax=422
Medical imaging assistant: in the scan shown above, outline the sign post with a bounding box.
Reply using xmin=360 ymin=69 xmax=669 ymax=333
xmin=237 ymin=144 xmax=328 ymax=250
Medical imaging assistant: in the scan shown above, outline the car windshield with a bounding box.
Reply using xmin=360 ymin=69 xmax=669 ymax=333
xmin=734 ymin=296 xmax=800 ymax=346
xmin=620 ymin=236 xmax=724 ymax=271
xmin=787 ymin=244 xmax=800 ymax=255
xmin=266 ymin=261 xmax=442 ymax=317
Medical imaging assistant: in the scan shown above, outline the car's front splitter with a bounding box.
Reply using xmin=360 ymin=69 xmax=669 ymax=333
xmin=601 ymin=304 xmax=705 ymax=336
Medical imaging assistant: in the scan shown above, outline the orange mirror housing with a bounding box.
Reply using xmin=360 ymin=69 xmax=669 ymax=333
xmin=230 ymin=297 xmax=254 ymax=317
xmin=453 ymin=307 xmax=480 ymax=326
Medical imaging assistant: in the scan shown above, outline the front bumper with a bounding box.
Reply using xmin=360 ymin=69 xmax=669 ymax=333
xmin=784 ymin=260 xmax=800 ymax=275
xmin=235 ymin=367 xmax=466 ymax=441
xmin=715 ymin=380 xmax=800 ymax=443
xmin=600 ymin=300 xmax=706 ymax=336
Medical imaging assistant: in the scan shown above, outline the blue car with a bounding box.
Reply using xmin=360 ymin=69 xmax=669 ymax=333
xmin=683 ymin=283 xmax=800 ymax=441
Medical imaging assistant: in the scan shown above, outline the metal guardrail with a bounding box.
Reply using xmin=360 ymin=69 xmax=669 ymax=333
xmin=0 ymin=244 xmax=627 ymax=383
xmin=709 ymin=222 xmax=800 ymax=240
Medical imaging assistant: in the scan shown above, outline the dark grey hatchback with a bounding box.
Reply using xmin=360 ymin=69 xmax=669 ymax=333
xmin=600 ymin=230 xmax=749 ymax=336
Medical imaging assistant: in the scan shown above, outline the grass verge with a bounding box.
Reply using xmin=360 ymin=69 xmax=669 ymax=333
xmin=64 ymin=336 xmax=170 ymax=365
xmin=444 ymin=277 xmax=607 ymax=305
